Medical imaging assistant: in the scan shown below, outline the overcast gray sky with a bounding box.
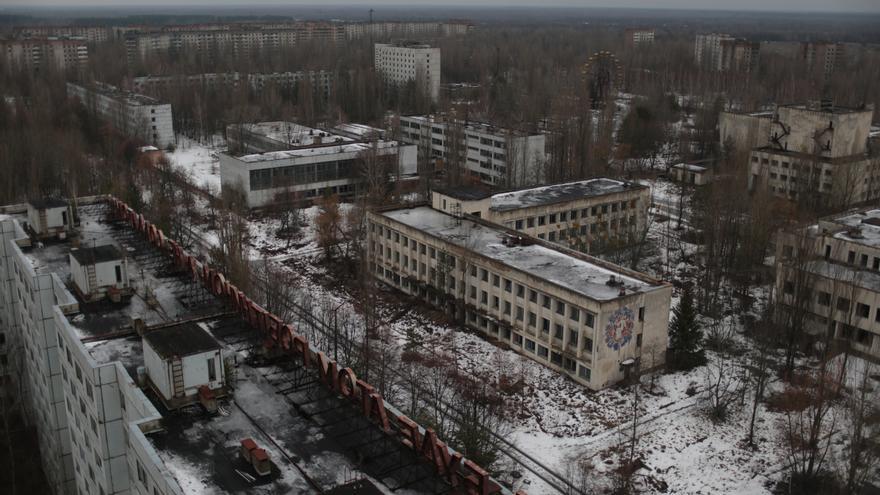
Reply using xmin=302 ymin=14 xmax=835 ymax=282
xmin=2 ymin=0 xmax=879 ymax=13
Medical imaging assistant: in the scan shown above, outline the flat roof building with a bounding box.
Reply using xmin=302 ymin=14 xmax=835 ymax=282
xmin=746 ymin=102 xmax=878 ymax=208
xmin=221 ymin=122 xmax=417 ymax=207
xmin=775 ymin=208 xmax=880 ymax=359
xmin=132 ymin=71 xmax=334 ymax=101
xmin=67 ymin=81 xmax=175 ymax=149
xmin=694 ymin=33 xmax=759 ymax=73
xmin=398 ymin=115 xmax=547 ymax=188
xmin=367 ymin=205 xmax=671 ymax=389
xmin=375 ymin=42 xmax=441 ymax=102
xmin=431 ymin=178 xmax=650 ymax=254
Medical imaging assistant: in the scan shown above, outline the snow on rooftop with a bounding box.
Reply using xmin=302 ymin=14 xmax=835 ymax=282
xmin=381 ymin=206 xmax=661 ymax=301
xmin=672 ymin=163 xmax=708 ymax=172
xmin=829 ymin=209 xmax=880 ymax=248
xmin=488 ymin=178 xmax=638 ymax=212
xmin=238 ymin=140 xmax=400 ymax=163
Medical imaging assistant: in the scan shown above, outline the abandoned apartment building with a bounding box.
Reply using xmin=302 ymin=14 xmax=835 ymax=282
xmin=430 ymin=178 xmax=650 ymax=254
xmin=366 ymin=205 xmax=672 ymax=390
xmin=775 ymin=208 xmax=880 ymax=359
xmin=1 ymin=197 xmax=508 ymax=495
xmin=742 ymin=101 xmax=879 ymax=207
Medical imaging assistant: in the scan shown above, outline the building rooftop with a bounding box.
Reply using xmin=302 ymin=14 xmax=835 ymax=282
xmin=779 ymin=102 xmax=874 ymax=115
xmin=70 ymin=245 xmax=123 ymax=265
xmin=240 ymin=121 xmax=354 ymax=149
xmin=671 ymin=158 xmax=718 ymax=173
xmin=488 ymin=178 xmax=643 ymax=212
xmin=28 ymin=197 xmax=70 ymax=209
xmin=73 ymin=82 xmax=164 ymax=107
xmin=401 ymin=115 xmax=540 ymax=138
xmin=824 ymin=209 xmax=880 ymax=248
xmin=14 ymin=202 xmax=221 ymax=340
xmin=144 ymin=322 xmax=221 ymax=358
xmin=380 ymin=206 xmax=664 ymax=301
xmin=236 ymin=140 xmax=401 ymax=163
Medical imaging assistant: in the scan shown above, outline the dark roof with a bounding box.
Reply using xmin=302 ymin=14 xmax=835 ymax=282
xmin=28 ymin=198 xmax=69 ymax=209
xmin=70 ymin=245 xmax=123 ymax=265
xmin=325 ymin=479 xmax=385 ymax=495
xmin=431 ymin=184 xmax=494 ymax=201
xmin=144 ymin=322 xmax=220 ymax=359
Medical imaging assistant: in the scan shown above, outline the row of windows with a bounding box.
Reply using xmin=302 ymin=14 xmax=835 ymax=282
xmin=249 ymin=159 xmax=358 ymax=191
xmin=464 ymin=310 xmax=594 ymax=381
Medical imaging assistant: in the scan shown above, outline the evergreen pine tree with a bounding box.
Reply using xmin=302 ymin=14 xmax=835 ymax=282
xmin=669 ymin=284 xmax=704 ymax=369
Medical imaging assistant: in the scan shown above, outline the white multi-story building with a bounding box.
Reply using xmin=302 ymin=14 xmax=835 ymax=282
xmin=67 ymin=82 xmax=175 ymax=149
xmin=431 ymin=178 xmax=650 ymax=253
xmin=222 ymin=121 xmax=417 ymax=207
xmin=398 ymin=115 xmax=546 ymax=187
xmin=775 ymin=208 xmax=880 ymax=359
xmin=2 ymin=38 xmax=88 ymax=72
xmin=374 ymin=42 xmax=441 ymax=102
xmin=802 ymin=41 xmax=846 ymax=77
xmin=367 ymin=205 xmax=672 ymax=390
xmin=747 ymin=102 xmax=878 ymax=207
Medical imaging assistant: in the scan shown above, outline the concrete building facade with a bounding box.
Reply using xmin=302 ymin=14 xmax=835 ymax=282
xmin=430 ymin=178 xmax=649 ymax=253
xmin=694 ymin=33 xmax=759 ymax=72
xmin=625 ymin=28 xmax=655 ymax=48
xmin=775 ymin=208 xmax=880 ymax=359
xmin=2 ymin=38 xmax=88 ymax=72
xmin=374 ymin=42 xmax=441 ymax=102
xmin=221 ymin=122 xmax=417 ymax=207
xmin=67 ymin=82 xmax=175 ymax=149
xmin=367 ymin=205 xmax=671 ymax=390
xmin=802 ymin=41 xmax=846 ymax=77
xmin=132 ymin=71 xmax=333 ymax=100
xmin=719 ymin=110 xmax=773 ymax=156
xmin=398 ymin=115 xmax=547 ymax=188
xmin=746 ymin=102 xmax=879 ymax=207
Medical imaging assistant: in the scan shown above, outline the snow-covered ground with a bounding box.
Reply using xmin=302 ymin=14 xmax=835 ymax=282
xmin=167 ymin=135 xmax=225 ymax=196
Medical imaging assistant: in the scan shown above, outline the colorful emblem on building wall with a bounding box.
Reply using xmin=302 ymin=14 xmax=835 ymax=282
xmin=604 ymin=306 xmax=634 ymax=350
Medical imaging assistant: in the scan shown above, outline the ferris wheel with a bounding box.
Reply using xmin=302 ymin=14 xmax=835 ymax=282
xmin=581 ymin=51 xmax=624 ymax=109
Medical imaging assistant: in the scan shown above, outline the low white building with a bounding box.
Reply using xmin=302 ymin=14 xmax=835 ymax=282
xmin=67 ymin=81 xmax=175 ymax=149
xmin=367 ymin=205 xmax=672 ymax=389
xmin=398 ymin=115 xmax=546 ymax=187
xmin=670 ymin=158 xmax=720 ymax=186
xmin=222 ymin=122 xmax=417 ymax=208
xmin=143 ymin=323 xmax=224 ymax=409
xmin=375 ymin=42 xmax=441 ymax=102
xmin=26 ymin=198 xmax=74 ymax=240
xmin=69 ymin=245 xmax=131 ymax=301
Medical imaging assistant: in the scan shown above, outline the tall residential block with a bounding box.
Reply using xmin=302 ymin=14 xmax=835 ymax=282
xmin=67 ymin=82 xmax=175 ymax=149
xmin=374 ymin=42 xmax=441 ymax=102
